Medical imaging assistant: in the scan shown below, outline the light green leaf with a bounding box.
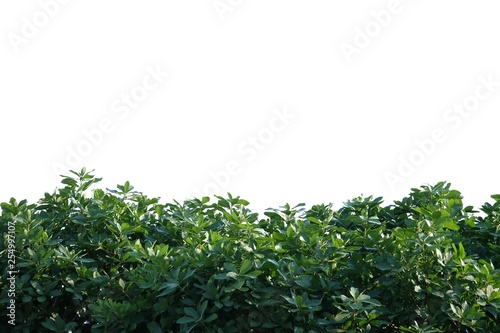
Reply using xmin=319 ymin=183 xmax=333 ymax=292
xmin=443 ymin=219 xmax=460 ymax=231
xmin=198 ymin=300 xmax=208 ymax=316
xmin=118 ymin=278 xmax=125 ymax=290
xmin=244 ymin=270 xmax=262 ymax=278
xmin=205 ymin=313 xmax=218 ymax=323
xmin=491 ymin=194 xmax=500 ymax=201
xmin=333 ymin=312 xmax=351 ymax=323
xmin=308 ymin=217 xmax=321 ymax=224
xmin=240 ymin=260 xmax=253 ymax=275
xmin=282 ymin=295 xmax=296 ymax=306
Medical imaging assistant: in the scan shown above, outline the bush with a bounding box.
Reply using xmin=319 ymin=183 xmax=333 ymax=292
xmin=1 ymin=168 xmax=499 ymax=332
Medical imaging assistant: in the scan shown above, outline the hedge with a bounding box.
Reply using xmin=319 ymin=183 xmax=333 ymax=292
xmin=1 ymin=168 xmax=499 ymax=332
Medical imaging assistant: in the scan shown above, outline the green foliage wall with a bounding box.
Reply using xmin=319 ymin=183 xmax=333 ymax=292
xmin=1 ymin=169 xmax=499 ymax=332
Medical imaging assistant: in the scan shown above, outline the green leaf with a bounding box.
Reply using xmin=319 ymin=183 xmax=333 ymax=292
xmin=184 ymin=307 xmax=199 ymax=319
xmin=80 ymin=180 xmax=94 ymax=191
xmin=41 ymin=318 xmax=57 ymax=331
xmin=214 ymin=273 xmax=230 ymax=280
xmin=349 ymin=287 xmax=360 ymax=299
xmin=147 ymin=321 xmax=163 ymax=333
xmin=205 ymin=313 xmax=218 ymax=323
xmin=223 ymin=263 xmax=237 ymax=272
xmin=360 ymin=298 xmax=382 ymax=306
xmin=450 ymin=303 xmax=460 ymax=317
xmin=308 ymin=216 xmax=321 ymax=224
xmin=244 ymin=270 xmax=262 ymax=278
xmin=118 ymin=278 xmax=126 ymax=290
xmin=305 ymin=299 xmax=322 ymax=307
xmin=54 ymin=316 xmax=66 ymax=331
xmin=374 ymin=262 xmax=392 ymax=271
xmin=457 ymin=243 xmax=466 ymax=259
xmin=48 ymin=290 xmax=62 ymax=297
xmin=30 ymin=280 xmax=43 ymax=294
xmin=240 ymin=260 xmax=253 ymax=275
xmin=282 ymin=295 xmax=297 ymax=306
xmin=443 ymin=219 xmax=460 ymax=231
xmin=198 ymin=300 xmax=208 ymax=316
xmin=294 ymin=276 xmax=311 ymax=288
xmin=157 ymin=282 xmax=179 ymax=297
xmin=333 ymin=312 xmax=351 ymax=323
xmin=176 ymin=316 xmax=196 ymax=324
xmin=237 ymin=199 xmax=250 ymax=206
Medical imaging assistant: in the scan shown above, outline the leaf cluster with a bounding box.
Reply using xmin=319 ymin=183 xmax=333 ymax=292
xmin=1 ymin=169 xmax=499 ymax=332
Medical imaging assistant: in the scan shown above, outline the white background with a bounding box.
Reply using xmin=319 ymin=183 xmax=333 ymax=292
xmin=1 ymin=0 xmax=499 ymax=215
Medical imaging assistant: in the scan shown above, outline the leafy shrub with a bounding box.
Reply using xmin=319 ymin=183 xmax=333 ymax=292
xmin=1 ymin=169 xmax=499 ymax=332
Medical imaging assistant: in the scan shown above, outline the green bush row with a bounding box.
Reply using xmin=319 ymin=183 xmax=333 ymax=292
xmin=1 ymin=169 xmax=499 ymax=332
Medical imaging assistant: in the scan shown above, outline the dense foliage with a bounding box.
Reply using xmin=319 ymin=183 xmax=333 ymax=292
xmin=1 ymin=169 xmax=499 ymax=332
